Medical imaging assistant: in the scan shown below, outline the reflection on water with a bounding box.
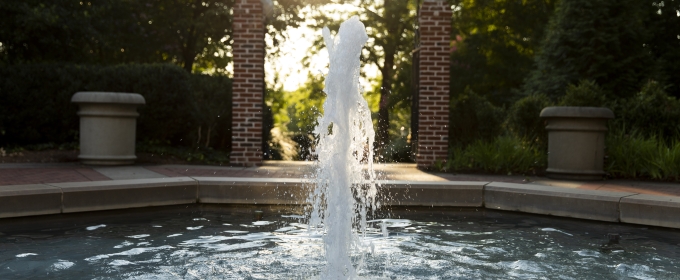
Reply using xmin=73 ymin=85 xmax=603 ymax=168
xmin=0 ymin=206 xmax=679 ymax=279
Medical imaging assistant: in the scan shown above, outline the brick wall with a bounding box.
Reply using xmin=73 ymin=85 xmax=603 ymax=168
xmin=417 ymin=0 xmax=451 ymax=168
xmin=230 ymin=0 xmax=265 ymax=166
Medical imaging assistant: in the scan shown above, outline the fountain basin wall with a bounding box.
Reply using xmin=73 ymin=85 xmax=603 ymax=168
xmin=1 ymin=177 xmax=679 ymax=229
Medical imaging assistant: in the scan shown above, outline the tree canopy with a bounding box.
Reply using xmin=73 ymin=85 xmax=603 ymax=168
xmin=0 ymin=0 xmax=237 ymax=72
xmin=522 ymin=0 xmax=650 ymax=100
xmin=449 ymin=0 xmax=556 ymax=106
xmin=0 ymin=0 xmax=330 ymax=73
xmin=307 ymin=0 xmax=417 ymax=157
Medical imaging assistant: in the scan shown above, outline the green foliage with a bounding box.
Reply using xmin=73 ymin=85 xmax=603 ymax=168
xmin=287 ymin=75 xmax=325 ymax=160
xmin=522 ymin=0 xmax=649 ymax=100
xmin=189 ymin=74 xmax=232 ymax=148
xmin=0 ymin=0 xmax=236 ymax=72
xmin=390 ymin=60 xmax=415 ymax=162
xmin=383 ymin=137 xmax=413 ymax=163
xmin=264 ymin=75 xmax=325 ymax=160
xmin=308 ymin=1 xmax=416 ymax=153
xmin=606 ymin=131 xmax=680 ymax=181
xmin=446 ymin=136 xmax=546 ymax=175
xmin=449 ymin=88 xmax=505 ymax=147
xmin=605 ymin=131 xmax=657 ymax=178
xmin=641 ymin=0 xmax=680 ymax=99
xmin=373 ymin=69 xmax=414 ymax=162
xmin=0 ymin=63 xmax=232 ymax=151
xmin=505 ymin=94 xmax=552 ymax=147
xmin=610 ymin=80 xmax=680 ymax=141
xmin=450 ymin=0 xmax=557 ymax=106
xmin=558 ymin=80 xmax=607 ymax=107
xmin=0 ymin=64 xmax=91 ymax=145
xmin=88 ymin=64 xmax=196 ymax=144
xmin=0 ymin=0 xmax=99 ymax=65
xmin=283 ymin=75 xmax=325 ymax=135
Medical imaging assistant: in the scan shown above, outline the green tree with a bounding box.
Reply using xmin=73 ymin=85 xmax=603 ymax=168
xmin=641 ymin=0 xmax=680 ymax=98
xmin=0 ymin=0 xmax=236 ymax=73
xmin=149 ymin=0 xmax=235 ymax=72
xmin=449 ymin=0 xmax=556 ymax=106
xmin=309 ymin=0 xmax=416 ymax=157
xmin=557 ymin=79 xmax=606 ymax=107
xmin=522 ymin=0 xmax=650 ymax=100
xmin=0 ymin=0 xmax=99 ymax=64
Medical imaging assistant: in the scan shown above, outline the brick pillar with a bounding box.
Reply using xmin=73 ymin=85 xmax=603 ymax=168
xmin=231 ymin=0 xmax=264 ymax=166
xmin=416 ymin=0 xmax=451 ymax=168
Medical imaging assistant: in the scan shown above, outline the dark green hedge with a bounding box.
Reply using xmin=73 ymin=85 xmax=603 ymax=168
xmin=0 ymin=63 xmax=231 ymax=149
xmin=449 ymin=88 xmax=505 ymax=148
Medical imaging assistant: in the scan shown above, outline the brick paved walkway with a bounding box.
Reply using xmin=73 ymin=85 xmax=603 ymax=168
xmin=0 ymin=165 xmax=110 ymax=185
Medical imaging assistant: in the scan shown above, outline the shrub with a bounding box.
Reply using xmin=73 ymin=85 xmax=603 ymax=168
xmin=606 ymin=131 xmax=680 ymax=181
xmin=610 ymin=80 xmax=680 ymax=141
xmin=522 ymin=0 xmax=648 ymax=100
xmin=189 ymin=74 xmax=232 ymax=149
xmin=0 ymin=64 xmax=92 ymax=145
xmin=88 ymin=64 xmax=195 ymax=144
xmin=448 ymin=135 xmax=546 ymax=175
xmin=0 ymin=63 xmax=232 ymax=151
xmin=505 ymin=93 xmax=553 ymax=147
xmin=449 ymin=88 xmax=505 ymax=147
xmin=384 ymin=136 xmax=412 ymax=163
xmin=558 ymin=80 xmax=607 ymax=107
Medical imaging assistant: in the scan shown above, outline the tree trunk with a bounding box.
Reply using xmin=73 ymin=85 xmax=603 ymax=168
xmin=376 ymin=53 xmax=395 ymax=158
xmin=181 ymin=1 xmax=204 ymax=72
xmin=181 ymin=24 xmax=197 ymax=72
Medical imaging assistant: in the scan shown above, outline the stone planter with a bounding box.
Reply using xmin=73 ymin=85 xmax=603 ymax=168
xmin=71 ymin=92 xmax=145 ymax=165
xmin=540 ymin=106 xmax=614 ymax=180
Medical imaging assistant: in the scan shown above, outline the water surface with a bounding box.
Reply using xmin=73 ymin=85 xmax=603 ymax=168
xmin=1 ymin=205 xmax=679 ymax=279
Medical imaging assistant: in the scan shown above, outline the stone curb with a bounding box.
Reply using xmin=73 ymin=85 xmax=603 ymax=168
xmin=485 ymin=182 xmax=636 ymax=222
xmin=0 ymin=184 xmax=61 ymax=218
xmin=620 ymin=194 xmax=680 ymax=229
xmin=196 ymin=177 xmax=310 ymax=205
xmin=0 ymin=178 xmax=678 ymax=229
xmin=377 ymin=180 xmax=485 ymax=207
xmin=48 ymin=177 xmax=197 ymax=213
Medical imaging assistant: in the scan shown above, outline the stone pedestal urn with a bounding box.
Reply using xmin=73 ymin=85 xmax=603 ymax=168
xmin=71 ymin=92 xmax=145 ymax=165
xmin=540 ymin=106 xmax=614 ymax=180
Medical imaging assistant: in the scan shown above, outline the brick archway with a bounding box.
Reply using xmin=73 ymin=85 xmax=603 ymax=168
xmin=230 ymin=0 xmax=451 ymax=167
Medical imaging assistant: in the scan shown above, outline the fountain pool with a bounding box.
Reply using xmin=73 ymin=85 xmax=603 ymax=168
xmin=2 ymin=14 xmax=679 ymax=280
xmin=1 ymin=205 xmax=679 ymax=279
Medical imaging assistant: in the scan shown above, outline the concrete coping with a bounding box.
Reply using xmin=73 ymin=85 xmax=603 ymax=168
xmin=71 ymin=91 xmax=146 ymax=105
xmin=0 ymin=177 xmax=679 ymax=230
xmin=485 ymin=182 xmax=636 ymax=222
xmin=540 ymin=106 xmax=614 ymax=119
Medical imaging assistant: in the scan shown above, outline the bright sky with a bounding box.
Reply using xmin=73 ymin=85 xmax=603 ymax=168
xmin=265 ymin=4 xmax=379 ymax=92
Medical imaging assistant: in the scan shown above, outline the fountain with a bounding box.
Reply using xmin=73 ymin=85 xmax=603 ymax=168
xmin=1 ymin=15 xmax=680 ymax=280
xmin=306 ymin=16 xmax=378 ymax=279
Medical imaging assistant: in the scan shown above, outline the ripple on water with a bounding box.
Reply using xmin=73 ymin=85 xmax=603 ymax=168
xmin=50 ymin=260 xmax=74 ymax=271
xmin=2 ymin=208 xmax=679 ymax=279
xmin=126 ymin=234 xmax=150 ymax=239
xmin=15 ymin=253 xmax=37 ymax=258
xmin=86 ymin=224 xmax=106 ymax=231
